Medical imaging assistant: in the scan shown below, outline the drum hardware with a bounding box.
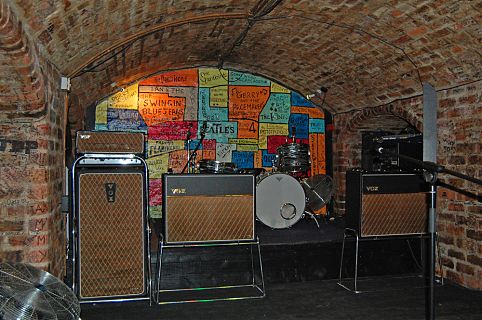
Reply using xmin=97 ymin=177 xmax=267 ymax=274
xmin=302 ymin=209 xmax=321 ymax=228
xmin=300 ymin=174 xmax=334 ymax=212
xmin=198 ymin=160 xmax=237 ymax=174
xmin=182 ymin=122 xmax=206 ymax=173
xmin=236 ymin=168 xmax=266 ymax=177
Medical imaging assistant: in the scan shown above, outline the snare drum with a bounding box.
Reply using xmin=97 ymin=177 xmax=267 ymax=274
xmin=198 ymin=160 xmax=236 ymax=174
xmin=256 ymin=173 xmax=306 ymax=229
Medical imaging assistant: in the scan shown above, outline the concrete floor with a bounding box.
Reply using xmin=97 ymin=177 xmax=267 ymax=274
xmin=80 ymin=276 xmax=482 ymax=320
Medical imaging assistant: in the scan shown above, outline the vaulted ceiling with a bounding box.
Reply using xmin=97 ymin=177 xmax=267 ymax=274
xmin=2 ymin=0 xmax=481 ymax=115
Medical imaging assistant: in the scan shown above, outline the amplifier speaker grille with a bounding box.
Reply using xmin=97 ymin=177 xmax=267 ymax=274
xmin=77 ymin=172 xmax=146 ymax=299
xmin=163 ymin=174 xmax=255 ymax=244
xmin=166 ymin=195 xmax=254 ymax=243
xmin=361 ymin=193 xmax=427 ymax=237
xmin=345 ymin=171 xmax=428 ymax=238
xmin=76 ymin=131 xmax=144 ymax=154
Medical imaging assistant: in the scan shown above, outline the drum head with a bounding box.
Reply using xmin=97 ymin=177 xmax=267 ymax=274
xmin=256 ymin=173 xmax=305 ymax=229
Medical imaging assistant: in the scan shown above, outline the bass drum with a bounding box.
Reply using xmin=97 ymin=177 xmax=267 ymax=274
xmin=256 ymin=173 xmax=306 ymax=229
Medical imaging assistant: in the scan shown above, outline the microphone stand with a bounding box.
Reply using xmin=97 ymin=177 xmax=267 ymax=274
xmin=181 ymin=126 xmax=206 ymax=174
xmin=378 ymin=147 xmax=482 ymax=320
xmin=182 ymin=128 xmax=192 ymax=174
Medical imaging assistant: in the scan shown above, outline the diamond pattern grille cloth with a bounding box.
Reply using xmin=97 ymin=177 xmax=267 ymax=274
xmin=166 ymin=195 xmax=254 ymax=243
xmin=76 ymin=131 xmax=144 ymax=154
xmin=361 ymin=193 xmax=427 ymax=236
xmin=78 ymin=173 xmax=145 ymax=298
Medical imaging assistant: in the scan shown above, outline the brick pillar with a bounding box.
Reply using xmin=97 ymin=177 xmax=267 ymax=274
xmin=0 ymin=1 xmax=66 ymax=277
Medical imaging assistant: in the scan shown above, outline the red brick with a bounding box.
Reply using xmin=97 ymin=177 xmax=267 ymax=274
xmin=29 ymin=218 xmax=49 ymax=232
xmin=446 ymin=224 xmax=465 ymax=237
xmin=27 ymin=249 xmax=49 ymax=264
xmin=440 ymin=256 xmax=454 ymax=269
xmin=8 ymin=235 xmax=27 ymax=247
xmin=438 ymin=234 xmax=454 ymax=246
xmin=407 ymin=26 xmax=428 ymax=37
xmin=450 ymin=203 xmax=465 ymax=212
xmin=445 ymin=270 xmax=463 ymax=284
xmin=448 ymin=248 xmax=465 ymax=260
xmin=463 ymin=275 xmax=482 ymax=290
xmin=467 ymin=230 xmax=482 ymax=241
xmin=467 ymin=255 xmax=482 ymax=267
xmin=0 ymin=220 xmax=24 ymax=232
xmin=456 ymin=262 xmax=475 ymax=275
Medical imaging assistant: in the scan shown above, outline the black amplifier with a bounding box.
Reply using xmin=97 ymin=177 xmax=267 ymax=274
xmin=345 ymin=169 xmax=429 ymax=237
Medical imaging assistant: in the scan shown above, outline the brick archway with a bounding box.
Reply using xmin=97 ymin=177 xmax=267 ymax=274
xmin=331 ymin=99 xmax=423 ymax=217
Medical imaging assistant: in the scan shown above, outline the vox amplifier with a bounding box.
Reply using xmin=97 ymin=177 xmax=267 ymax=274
xmin=163 ymin=174 xmax=255 ymax=244
xmin=345 ymin=170 xmax=429 ymax=237
xmin=73 ymin=158 xmax=149 ymax=301
xmin=76 ymin=131 xmax=145 ymax=155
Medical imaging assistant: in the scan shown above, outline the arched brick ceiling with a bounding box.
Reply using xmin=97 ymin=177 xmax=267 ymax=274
xmin=4 ymin=0 xmax=481 ymax=115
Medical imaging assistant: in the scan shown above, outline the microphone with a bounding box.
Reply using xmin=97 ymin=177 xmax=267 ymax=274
xmin=374 ymin=133 xmax=422 ymax=143
xmin=186 ymin=123 xmax=192 ymax=141
xmin=201 ymin=121 xmax=207 ymax=135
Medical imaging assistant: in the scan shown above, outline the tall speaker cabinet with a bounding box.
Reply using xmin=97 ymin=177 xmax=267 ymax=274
xmin=71 ymin=155 xmax=150 ymax=303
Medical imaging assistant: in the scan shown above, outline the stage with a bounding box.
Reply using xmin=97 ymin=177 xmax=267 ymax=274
xmin=151 ymin=217 xmax=427 ymax=286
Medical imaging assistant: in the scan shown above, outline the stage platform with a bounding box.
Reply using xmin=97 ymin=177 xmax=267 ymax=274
xmin=151 ymin=217 xmax=427 ymax=286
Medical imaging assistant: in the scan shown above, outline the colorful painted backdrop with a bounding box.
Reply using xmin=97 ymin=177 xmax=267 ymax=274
xmin=94 ymin=68 xmax=326 ymax=218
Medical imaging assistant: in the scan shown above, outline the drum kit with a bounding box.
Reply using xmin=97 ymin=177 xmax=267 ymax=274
xmin=195 ymin=140 xmax=333 ymax=230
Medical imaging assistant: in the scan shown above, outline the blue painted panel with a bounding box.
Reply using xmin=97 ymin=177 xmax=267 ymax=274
xmin=107 ymin=108 xmax=148 ymax=132
xmin=288 ymin=113 xmax=309 ymax=139
xmin=309 ymin=118 xmax=325 ymax=133
xmin=291 ymin=91 xmax=314 ymax=107
xmin=262 ymin=150 xmax=277 ymax=167
xmin=232 ymin=151 xmax=254 ymax=169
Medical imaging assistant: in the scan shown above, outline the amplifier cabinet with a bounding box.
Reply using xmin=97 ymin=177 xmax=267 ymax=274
xmin=163 ymin=174 xmax=255 ymax=245
xmin=76 ymin=131 xmax=145 ymax=155
xmin=345 ymin=170 xmax=429 ymax=237
xmin=73 ymin=158 xmax=149 ymax=301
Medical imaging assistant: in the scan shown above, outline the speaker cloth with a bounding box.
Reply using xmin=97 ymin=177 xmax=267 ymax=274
xmin=165 ymin=195 xmax=254 ymax=243
xmin=361 ymin=192 xmax=427 ymax=237
xmin=77 ymin=172 xmax=146 ymax=298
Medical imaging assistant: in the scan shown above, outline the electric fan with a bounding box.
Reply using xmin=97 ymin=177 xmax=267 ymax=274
xmin=0 ymin=262 xmax=81 ymax=320
xmin=300 ymin=174 xmax=334 ymax=211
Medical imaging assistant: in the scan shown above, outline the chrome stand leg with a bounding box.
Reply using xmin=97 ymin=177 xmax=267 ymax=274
xmin=338 ymin=228 xmax=361 ymax=293
xmin=256 ymin=238 xmax=266 ymax=296
xmin=304 ymin=210 xmax=320 ymax=228
xmin=155 ymin=235 xmax=164 ymax=304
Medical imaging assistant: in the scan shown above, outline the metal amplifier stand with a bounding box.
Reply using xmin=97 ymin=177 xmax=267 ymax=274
xmin=153 ymin=173 xmax=265 ymax=304
xmin=337 ymin=228 xmax=442 ymax=293
xmin=153 ymin=237 xmax=265 ymax=304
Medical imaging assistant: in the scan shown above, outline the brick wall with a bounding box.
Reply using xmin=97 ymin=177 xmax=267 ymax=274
xmin=0 ymin=0 xmax=66 ymax=276
xmin=332 ymin=81 xmax=481 ymax=289
xmin=436 ymin=82 xmax=481 ymax=289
